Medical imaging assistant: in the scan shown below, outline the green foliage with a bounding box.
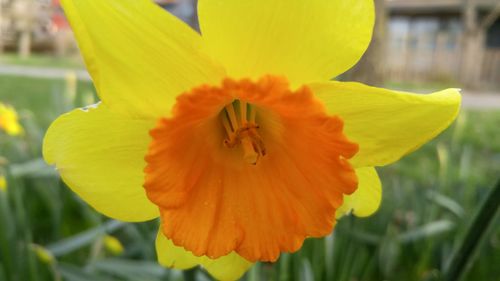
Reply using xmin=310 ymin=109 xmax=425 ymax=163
xmin=0 ymin=75 xmax=498 ymax=281
xmin=0 ymin=54 xmax=84 ymax=70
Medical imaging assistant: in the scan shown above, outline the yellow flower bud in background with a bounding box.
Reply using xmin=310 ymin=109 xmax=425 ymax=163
xmin=31 ymin=244 xmax=55 ymax=265
xmin=0 ymin=102 xmax=23 ymax=136
xmin=0 ymin=176 xmax=7 ymax=192
xmin=103 ymin=235 xmax=124 ymax=256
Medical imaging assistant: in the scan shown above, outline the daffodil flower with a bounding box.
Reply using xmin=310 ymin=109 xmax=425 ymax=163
xmin=0 ymin=102 xmax=23 ymax=136
xmin=43 ymin=0 xmax=461 ymax=280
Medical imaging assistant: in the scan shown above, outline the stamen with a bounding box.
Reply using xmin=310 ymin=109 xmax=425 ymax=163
xmin=221 ymin=100 xmax=266 ymax=165
xmin=249 ymin=105 xmax=256 ymax=124
xmin=225 ymin=103 xmax=239 ymax=131
xmin=222 ymin=113 xmax=235 ymax=142
xmin=240 ymin=101 xmax=247 ymax=125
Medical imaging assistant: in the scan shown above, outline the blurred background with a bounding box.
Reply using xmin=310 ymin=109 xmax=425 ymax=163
xmin=0 ymin=0 xmax=499 ymax=280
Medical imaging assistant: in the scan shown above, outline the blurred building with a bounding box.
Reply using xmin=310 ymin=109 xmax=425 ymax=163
xmin=0 ymin=0 xmax=196 ymax=56
xmin=156 ymin=0 xmax=197 ymax=29
xmin=0 ymin=0 xmax=54 ymax=55
xmin=385 ymin=0 xmax=500 ymax=89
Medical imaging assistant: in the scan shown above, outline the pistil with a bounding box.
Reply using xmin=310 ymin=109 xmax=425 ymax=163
xmin=222 ymin=100 xmax=266 ymax=165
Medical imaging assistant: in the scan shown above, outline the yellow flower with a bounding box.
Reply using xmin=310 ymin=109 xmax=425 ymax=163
xmin=43 ymin=0 xmax=461 ymax=280
xmin=0 ymin=175 xmax=7 ymax=192
xmin=0 ymin=102 xmax=23 ymax=136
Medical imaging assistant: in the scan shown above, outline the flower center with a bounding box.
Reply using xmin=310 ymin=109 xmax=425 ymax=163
xmin=221 ymin=100 xmax=266 ymax=165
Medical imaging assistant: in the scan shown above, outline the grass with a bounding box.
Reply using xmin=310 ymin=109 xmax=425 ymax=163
xmin=0 ymin=75 xmax=499 ymax=281
xmin=0 ymin=54 xmax=85 ymax=69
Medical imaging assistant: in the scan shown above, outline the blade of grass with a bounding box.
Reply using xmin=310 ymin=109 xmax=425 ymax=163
xmin=278 ymin=253 xmax=291 ymax=281
xmin=9 ymin=158 xmax=58 ymax=178
xmin=247 ymin=262 xmax=261 ymax=281
xmin=0 ymin=188 xmax=14 ymax=280
xmin=46 ymin=220 xmax=125 ymax=257
xmin=90 ymin=259 xmax=167 ymax=281
xmin=398 ymin=220 xmax=455 ymax=243
xmin=426 ymin=190 xmax=465 ymax=217
xmin=443 ymin=179 xmax=500 ymax=281
xmin=57 ymin=263 xmax=112 ymax=281
xmin=299 ymin=258 xmax=314 ymax=281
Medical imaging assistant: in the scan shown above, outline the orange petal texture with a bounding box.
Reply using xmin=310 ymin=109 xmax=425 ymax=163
xmin=144 ymin=76 xmax=359 ymax=262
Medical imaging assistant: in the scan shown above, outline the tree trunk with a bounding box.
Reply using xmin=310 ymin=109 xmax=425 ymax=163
xmin=18 ymin=30 xmax=31 ymax=59
xmin=0 ymin=0 xmax=4 ymax=54
xmin=344 ymin=0 xmax=387 ymax=86
xmin=460 ymin=0 xmax=484 ymax=90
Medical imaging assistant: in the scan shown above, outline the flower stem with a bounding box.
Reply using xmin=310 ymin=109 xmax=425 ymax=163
xmin=443 ymin=178 xmax=500 ymax=281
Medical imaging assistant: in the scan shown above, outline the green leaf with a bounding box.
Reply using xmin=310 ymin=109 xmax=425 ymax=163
xmin=46 ymin=220 xmax=125 ymax=257
xmin=398 ymin=220 xmax=455 ymax=243
xmin=90 ymin=259 xmax=168 ymax=281
xmin=57 ymin=263 xmax=113 ymax=281
xmin=427 ymin=190 xmax=464 ymax=217
xmin=9 ymin=158 xmax=58 ymax=178
xmin=443 ymin=179 xmax=500 ymax=281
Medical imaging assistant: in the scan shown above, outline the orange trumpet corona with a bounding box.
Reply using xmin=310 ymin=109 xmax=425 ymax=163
xmin=144 ymin=76 xmax=359 ymax=262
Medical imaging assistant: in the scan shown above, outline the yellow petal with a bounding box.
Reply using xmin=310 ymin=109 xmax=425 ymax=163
xmin=311 ymin=82 xmax=461 ymax=167
xmin=43 ymin=103 xmax=158 ymax=222
xmin=62 ymin=0 xmax=224 ymax=119
xmin=156 ymin=230 xmax=197 ymax=270
xmin=201 ymin=252 xmax=253 ymax=281
xmin=198 ymin=0 xmax=374 ymax=86
xmin=337 ymin=167 xmax=381 ymax=218
xmin=156 ymin=230 xmax=253 ymax=281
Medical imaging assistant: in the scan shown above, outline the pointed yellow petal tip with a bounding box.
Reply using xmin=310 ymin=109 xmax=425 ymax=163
xmin=312 ymin=82 xmax=462 ymax=168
